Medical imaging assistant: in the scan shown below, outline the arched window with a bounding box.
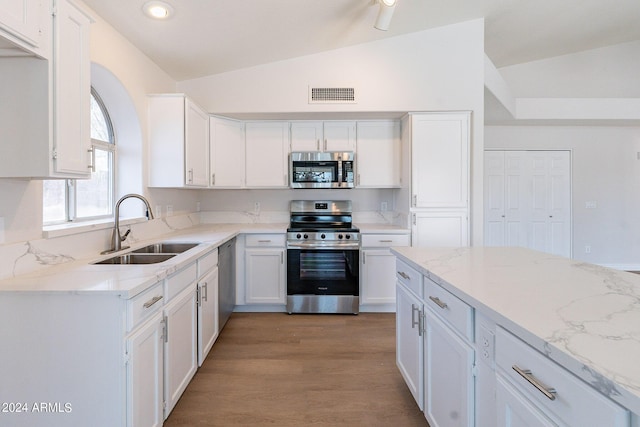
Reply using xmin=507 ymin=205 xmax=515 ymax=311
xmin=43 ymin=88 xmax=117 ymax=223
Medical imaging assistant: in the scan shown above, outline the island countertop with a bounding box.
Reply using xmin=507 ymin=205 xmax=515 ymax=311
xmin=391 ymin=246 xmax=640 ymax=416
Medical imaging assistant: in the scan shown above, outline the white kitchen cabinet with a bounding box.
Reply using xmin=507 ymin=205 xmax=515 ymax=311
xmin=126 ymin=311 xmax=164 ymax=427
xmin=396 ymin=280 xmax=424 ymax=410
xmin=356 ymin=121 xmax=401 ymax=188
xmin=197 ymin=267 xmax=219 ymax=366
xmin=412 ymin=210 xmax=469 ymax=247
xmin=163 ymin=283 xmax=198 ymax=418
xmin=424 ymin=308 xmax=475 ymax=427
xmin=410 ymin=112 xmax=469 ymax=209
xmin=210 ymin=115 xmax=245 ymax=188
xmin=0 ymin=0 xmax=43 ymax=51
xmin=290 ymin=120 xmax=356 ymax=152
xmin=245 ymin=121 xmax=289 ymax=188
xmin=244 ymin=234 xmax=286 ymax=305
xmin=148 ymin=94 xmax=209 ymax=188
xmin=496 ymin=375 xmax=557 ymax=427
xmin=360 ymin=233 xmax=410 ymax=310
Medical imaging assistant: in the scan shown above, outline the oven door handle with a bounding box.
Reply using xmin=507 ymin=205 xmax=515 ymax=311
xmin=286 ymin=241 xmax=360 ymax=249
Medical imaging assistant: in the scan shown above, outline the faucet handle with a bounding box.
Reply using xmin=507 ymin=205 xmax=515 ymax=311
xmin=120 ymin=228 xmax=131 ymax=242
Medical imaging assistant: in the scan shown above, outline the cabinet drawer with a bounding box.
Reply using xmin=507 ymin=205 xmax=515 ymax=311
xmin=128 ymin=282 xmax=164 ymax=331
xmin=424 ymin=277 xmax=473 ymax=341
xmin=495 ymin=327 xmax=629 ymax=427
xmin=197 ymin=248 xmax=218 ymax=278
xmin=165 ymin=262 xmax=197 ymax=301
xmin=245 ymin=234 xmax=285 ymax=247
xmin=361 ymin=233 xmax=410 ymax=247
xmin=396 ymin=258 xmax=422 ymax=298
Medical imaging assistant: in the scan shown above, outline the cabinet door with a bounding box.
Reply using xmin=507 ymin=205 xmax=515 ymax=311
xmin=245 ymin=121 xmax=289 ymax=188
xmin=245 ymin=248 xmax=285 ymax=304
xmin=210 ymin=116 xmax=245 ymax=188
xmin=496 ymin=375 xmax=556 ymax=427
xmin=361 ymin=249 xmax=397 ymax=305
xmin=290 ymin=121 xmax=323 ymax=152
xmin=323 ymin=121 xmax=356 ymax=152
xmin=396 ymin=283 xmax=424 ymax=409
xmin=424 ymin=309 xmax=474 ymax=427
xmin=412 ymin=211 xmax=469 ymax=247
xmin=126 ymin=312 xmax=164 ymax=427
xmin=197 ymin=267 xmax=219 ymax=367
xmin=411 ymin=113 xmax=469 ymax=208
xmin=184 ymin=99 xmax=209 ymax=187
xmin=52 ymin=0 xmax=91 ymax=177
xmin=0 ymin=0 xmax=41 ymax=47
xmin=356 ymin=121 xmax=401 ymax=188
xmin=164 ymin=284 xmax=197 ymax=418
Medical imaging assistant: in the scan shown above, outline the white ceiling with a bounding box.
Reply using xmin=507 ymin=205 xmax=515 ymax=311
xmin=82 ymin=0 xmax=640 ymax=82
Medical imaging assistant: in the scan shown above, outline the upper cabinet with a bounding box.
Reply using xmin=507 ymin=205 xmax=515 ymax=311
xmin=245 ymin=121 xmax=289 ymax=188
xmin=210 ymin=116 xmax=245 ymax=188
xmin=356 ymin=120 xmax=401 ymax=188
xmin=148 ymin=94 xmax=209 ymax=188
xmin=290 ymin=121 xmax=356 ymax=152
xmin=0 ymin=0 xmax=92 ymax=179
xmin=0 ymin=0 xmax=46 ymax=54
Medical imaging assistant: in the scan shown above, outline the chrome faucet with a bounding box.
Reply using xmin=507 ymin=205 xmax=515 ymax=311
xmin=102 ymin=194 xmax=154 ymax=254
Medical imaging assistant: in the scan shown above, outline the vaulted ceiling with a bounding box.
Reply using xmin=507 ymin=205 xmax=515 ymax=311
xmin=82 ymin=0 xmax=640 ymax=81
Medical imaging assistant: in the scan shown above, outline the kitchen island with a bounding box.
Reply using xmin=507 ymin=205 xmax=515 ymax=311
xmin=392 ymin=246 xmax=640 ymax=426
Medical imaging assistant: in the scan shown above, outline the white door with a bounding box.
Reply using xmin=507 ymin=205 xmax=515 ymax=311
xmin=197 ymin=268 xmax=219 ymax=366
xmin=210 ymin=116 xmax=245 ymax=187
xmin=412 ymin=211 xmax=469 ymax=247
xmin=245 ymin=121 xmax=289 ymax=188
xmin=290 ymin=121 xmax=323 ymax=152
xmin=323 ymin=121 xmax=356 ymax=152
xmin=424 ymin=309 xmax=475 ymax=427
xmin=356 ymin=121 xmax=401 ymax=188
xmin=411 ymin=113 xmax=469 ymax=209
xmin=184 ymin=99 xmax=209 ymax=187
xmin=484 ymin=150 xmax=571 ymax=257
xmin=53 ymin=0 xmax=91 ymax=177
xmin=164 ymin=285 xmax=198 ymax=418
xmin=496 ymin=375 xmax=556 ymax=427
xmin=396 ymin=283 xmax=424 ymax=409
xmin=361 ymin=249 xmax=397 ymax=305
xmin=126 ymin=312 xmax=164 ymax=427
xmin=245 ymin=248 xmax=286 ymax=304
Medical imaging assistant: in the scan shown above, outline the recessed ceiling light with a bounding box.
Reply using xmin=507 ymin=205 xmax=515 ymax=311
xmin=143 ymin=1 xmax=174 ymax=19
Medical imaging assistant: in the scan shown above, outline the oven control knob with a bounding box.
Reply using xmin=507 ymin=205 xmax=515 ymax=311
xmin=338 ymin=234 xmax=343 ymax=239
xmin=303 ymin=234 xmax=308 ymax=239
xmin=345 ymin=234 xmax=351 ymax=239
xmin=321 ymin=234 xmax=326 ymax=239
xmin=296 ymin=233 xmax=301 ymax=239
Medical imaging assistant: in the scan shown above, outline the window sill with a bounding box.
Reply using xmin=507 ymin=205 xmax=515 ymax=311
xmin=43 ymin=217 xmax=148 ymax=239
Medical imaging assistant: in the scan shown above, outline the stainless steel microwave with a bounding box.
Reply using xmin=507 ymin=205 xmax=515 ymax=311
xmin=290 ymin=152 xmax=355 ymax=189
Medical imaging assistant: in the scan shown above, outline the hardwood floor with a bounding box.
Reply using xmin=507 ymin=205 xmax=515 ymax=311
xmin=164 ymin=312 xmax=427 ymax=426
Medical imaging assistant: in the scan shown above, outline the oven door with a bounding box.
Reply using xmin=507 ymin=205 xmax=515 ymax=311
xmin=287 ymin=247 xmax=359 ymax=296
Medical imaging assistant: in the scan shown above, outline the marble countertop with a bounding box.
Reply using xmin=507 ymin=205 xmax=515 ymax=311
xmin=391 ymin=246 xmax=640 ymax=415
xmin=0 ymin=223 xmax=287 ymax=298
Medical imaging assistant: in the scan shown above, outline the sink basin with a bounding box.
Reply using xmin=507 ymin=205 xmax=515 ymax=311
xmin=131 ymin=242 xmax=199 ymax=254
xmin=94 ymin=253 xmax=176 ymax=265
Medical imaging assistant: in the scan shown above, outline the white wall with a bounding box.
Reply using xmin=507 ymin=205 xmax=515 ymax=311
xmin=178 ymin=19 xmax=486 ymax=244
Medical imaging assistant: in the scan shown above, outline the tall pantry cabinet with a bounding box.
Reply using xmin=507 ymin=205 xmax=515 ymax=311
xmin=401 ymin=112 xmax=471 ymax=247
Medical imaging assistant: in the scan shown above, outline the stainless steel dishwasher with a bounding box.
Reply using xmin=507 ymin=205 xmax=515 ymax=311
xmin=218 ymin=237 xmax=236 ymax=333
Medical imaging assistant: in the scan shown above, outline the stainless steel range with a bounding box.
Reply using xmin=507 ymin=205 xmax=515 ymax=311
xmin=286 ymin=200 xmax=360 ymax=314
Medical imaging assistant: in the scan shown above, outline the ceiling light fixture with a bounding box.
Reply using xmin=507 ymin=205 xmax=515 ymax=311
xmin=374 ymin=0 xmax=397 ymax=31
xmin=142 ymin=1 xmax=174 ymax=19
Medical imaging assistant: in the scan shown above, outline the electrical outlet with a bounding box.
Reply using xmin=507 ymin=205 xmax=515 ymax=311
xmin=381 ymin=201 xmax=388 ymax=212
xmin=155 ymin=205 xmax=162 ymax=217
xmin=166 ymin=205 xmax=173 ymax=216
xmin=478 ymin=324 xmax=495 ymax=364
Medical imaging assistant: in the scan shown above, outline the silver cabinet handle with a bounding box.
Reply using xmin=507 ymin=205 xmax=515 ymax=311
xmin=379 ymin=240 xmax=393 ymax=243
xmin=188 ymin=168 xmax=194 ymax=183
xmin=143 ymin=295 xmax=163 ymax=309
xmin=398 ymin=271 xmax=410 ymax=280
xmin=163 ymin=315 xmax=169 ymax=343
xmin=412 ymin=194 xmax=417 ymax=206
xmin=203 ymin=282 xmax=208 ymax=302
xmin=281 ymin=251 xmax=284 ymax=264
xmin=87 ymin=147 xmax=95 ymax=172
xmin=411 ymin=304 xmax=420 ymax=330
xmin=212 ymin=173 xmax=216 ymax=186
xmin=512 ymin=365 xmax=557 ymax=401
xmin=412 ymin=213 xmax=417 ymax=225
xmin=429 ymin=296 xmax=448 ymax=310
xmin=316 ymin=139 xmax=320 ymax=151
xmin=362 ymin=253 xmax=366 ymax=264
xmin=258 ymin=240 xmax=272 ymax=243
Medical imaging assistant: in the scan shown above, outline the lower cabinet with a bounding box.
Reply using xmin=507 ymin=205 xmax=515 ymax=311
xmin=396 ymin=281 xmax=424 ymax=409
xmin=126 ymin=312 xmax=164 ymax=427
xmin=244 ymin=234 xmax=286 ymax=305
xmin=496 ymin=375 xmax=557 ymax=427
xmin=197 ymin=267 xmax=219 ymax=366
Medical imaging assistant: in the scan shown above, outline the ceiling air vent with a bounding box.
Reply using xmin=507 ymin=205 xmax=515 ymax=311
xmin=309 ymin=87 xmax=357 ymax=104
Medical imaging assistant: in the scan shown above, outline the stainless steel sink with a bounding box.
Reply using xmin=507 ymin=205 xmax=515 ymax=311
xmin=94 ymin=253 xmax=176 ymax=265
xmin=131 ymin=242 xmax=199 ymax=254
